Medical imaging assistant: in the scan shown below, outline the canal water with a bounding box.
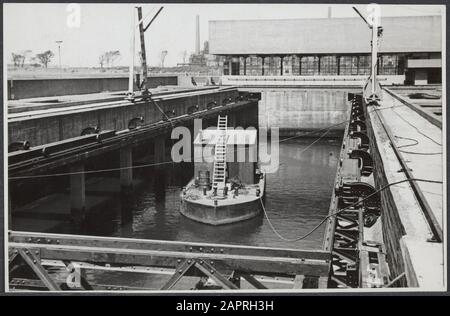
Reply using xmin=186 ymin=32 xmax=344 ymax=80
xmin=82 ymin=137 xmax=341 ymax=250
xmin=40 ymin=136 xmax=342 ymax=289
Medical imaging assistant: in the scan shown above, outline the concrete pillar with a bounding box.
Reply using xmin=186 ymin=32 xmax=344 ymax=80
xmin=356 ymin=56 xmax=360 ymax=75
xmin=154 ymin=135 xmax=167 ymax=200
xmin=299 ymin=55 xmax=302 ymax=75
xmin=243 ymin=56 xmax=247 ymax=76
xmin=70 ymin=163 xmax=86 ymax=225
xmin=317 ymin=56 xmax=321 ymax=75
xmin=120 ymin=146 xmax=133 ymax=193
xmin=280 ymin=56 xmax=284 ymax=76
xmin=228 ymin=111 xmax=237 ymax=127
xmin=337 ymin=55 xmax=341 ymax=75
xmin=154 ymin=135 xmax=166 ymax=166
xmin=261 ymin=56 xmax=265 ymax=76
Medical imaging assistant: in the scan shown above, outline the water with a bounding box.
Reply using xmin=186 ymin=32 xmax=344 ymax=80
xmin=84 ymin=138 xmax=341 ymax=250
xmin=48 ymin=137 xmax=341 ymax=289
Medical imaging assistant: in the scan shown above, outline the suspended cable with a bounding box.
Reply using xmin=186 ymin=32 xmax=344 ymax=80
xmin=260 ymin=178 xmax=442 ymax=242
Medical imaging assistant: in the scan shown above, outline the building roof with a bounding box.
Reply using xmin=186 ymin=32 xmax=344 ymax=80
xmin=194 ymin=129 xmax=257 ymax=145
xmin=209 ymin=16 xmax=442 ymax=55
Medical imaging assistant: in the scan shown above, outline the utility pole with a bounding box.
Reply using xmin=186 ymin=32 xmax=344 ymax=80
xmin=56 ymin=40 xmax=63 ymax=69
xmin=127 ymin=7 xmax=136 ymax=101
xmin=126 ymin=6 xmax=164 ymax=102
xmin=137 ymin=6 xmax=148 ymax=94
xmin=352 ymin=6 xmax=382 ymax=102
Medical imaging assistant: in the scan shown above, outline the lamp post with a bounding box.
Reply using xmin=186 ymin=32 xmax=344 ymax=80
xmin=56 ymin=40 xmax=63 ymax=69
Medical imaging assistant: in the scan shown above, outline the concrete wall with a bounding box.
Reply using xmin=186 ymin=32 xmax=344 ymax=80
xmin=255 ymin=88 xmax=355 ymax=135
xmin=210 ymin=16 xmax=442 ymax=55
xmin=7 ymin=76 xmax=178 ymax=100
xmin=222 ymin=75 xmax=405 ymax=86
xmin=8 ymin=89 xmax=238 ymax=147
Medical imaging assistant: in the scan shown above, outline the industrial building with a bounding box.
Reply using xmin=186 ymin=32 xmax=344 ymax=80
xmin=209 ymin=15 xmax=442 ymax=84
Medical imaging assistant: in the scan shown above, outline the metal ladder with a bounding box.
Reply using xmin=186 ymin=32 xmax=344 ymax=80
xmin=212 ymin=115 xmax=228 ymax=193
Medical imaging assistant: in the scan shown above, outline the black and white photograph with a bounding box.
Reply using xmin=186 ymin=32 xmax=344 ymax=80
xmin=2 ymin=2 xmax=447 ymax=295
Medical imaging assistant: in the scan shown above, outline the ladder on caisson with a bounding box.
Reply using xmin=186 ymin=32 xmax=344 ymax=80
xmin=212 ymin=115 xmax=228 ymax=193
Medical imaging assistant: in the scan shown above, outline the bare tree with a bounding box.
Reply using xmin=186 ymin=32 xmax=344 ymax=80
xmin=108 ymin=50 xmax=121 ymax=67
xmin=99 ymin=54 xmax=106 ymax=68
xmin=160 ymin=50 xmax=168 ymax=68
xmin=100 ymin=50 xmax=121 ymax=68
xmin=36 ymin=50 xmax=54 ymax=68
xmin=20 ymin=50 xmax=32 ymax=67
xmin=11 ymin=53 xmax=23 ymax=67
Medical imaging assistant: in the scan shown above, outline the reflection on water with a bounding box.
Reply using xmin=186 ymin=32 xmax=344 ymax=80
xmin=84 ymin=137 xmax=341 ymax=250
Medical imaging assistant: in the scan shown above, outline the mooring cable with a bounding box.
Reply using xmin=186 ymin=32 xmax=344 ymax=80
xmin=259 ymin=178 xmax=443 ymax=243
xmin=390 ymin=108 xmax=442 ymax=146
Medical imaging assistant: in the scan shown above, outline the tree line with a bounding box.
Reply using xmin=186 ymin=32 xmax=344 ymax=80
xmin=12 ymin=50 xmax=54 ymax=68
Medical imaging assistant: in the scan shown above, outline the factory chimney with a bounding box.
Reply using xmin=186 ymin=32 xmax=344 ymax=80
xmin=195 ymin=15 xmax=200 ymax=54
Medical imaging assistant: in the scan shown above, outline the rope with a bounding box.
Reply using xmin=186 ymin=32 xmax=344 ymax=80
xmin=391 ymin=108 xmax=442 ymax=146
xmin=260 ymin=178 xmax=443 ymax=242
xmin=399 ymin=150 xmax=442 ymax=156
xmin=395 ymin=135 xmax=419 ymax=149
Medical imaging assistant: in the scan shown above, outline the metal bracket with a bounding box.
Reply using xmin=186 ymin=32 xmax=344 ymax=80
xmin=348 ymin=149 xmax=374 ymax=177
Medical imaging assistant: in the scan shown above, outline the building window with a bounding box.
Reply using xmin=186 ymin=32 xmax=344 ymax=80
xmin=339 ymin=56 xmax=358 ymax=75
xmin=300 ymin=56 xmax=319 ymax=75
xmin=223 ymin=59 xmax=230 ymax=75
xmin=358 ymin=55 xmax=371 ymax=75
xmin=320 ymin=56 xmax=338 ymax=75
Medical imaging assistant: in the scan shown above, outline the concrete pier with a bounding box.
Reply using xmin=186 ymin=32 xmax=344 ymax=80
xmin=154 ymin=135 xmax=167 ymax=167
xmin=120 ymin=146 xmax=133 ymax=193
xmin=70 ymin=163 xmax=86 ymax=224
xmin=366 ymin=88 xmax=443 ymax=289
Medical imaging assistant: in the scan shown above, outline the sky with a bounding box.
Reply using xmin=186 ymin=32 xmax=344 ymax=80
xmin=3 ymin=3 xmax=444 ymax=67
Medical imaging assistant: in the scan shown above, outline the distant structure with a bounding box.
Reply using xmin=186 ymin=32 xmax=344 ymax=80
xmin=209 ymin=15 xmax=442 ymax=85
xmin=186 ymin=15 xmax=221 ymax=68
xmin=195 ymin=15 xmax=200 ymax=54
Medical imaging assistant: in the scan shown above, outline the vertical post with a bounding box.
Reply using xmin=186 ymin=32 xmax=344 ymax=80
xmin=154 ymin=135 xmax=166 ymax=166
xmin=120 ymin=146 xmax=133 ymax=193
xmin=137 ymin=7 xmax=148 ymax=92
xmin=336 ymin=55 xmax=340 ymax=75
xmin=280 ymin=56 xmax=284 ymax=76
xmin=371 ymin=22 xmax=378 ymax=95
xmin=243 ymin=56 xmax=247 ymax=76
xmin=298 ymin=55 xmax=302 ymax=75
xmin=356 ymin=55 xmax=360 ymax=75
xmin=317 ymin=56 xmax=321 ymax=75
xmin=70 ymin=163 xmax=86 ymax=225
xmin=154 ymin=135 xmax=167 ymax=200
xmin=128 ymin=6 xmax=136 ymax=96
xmin=261 ymin=56 xmax=265 ymax=76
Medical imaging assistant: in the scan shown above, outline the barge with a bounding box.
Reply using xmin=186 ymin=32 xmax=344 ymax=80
xmin=180 ymin=115 xmax=265 ymax=225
